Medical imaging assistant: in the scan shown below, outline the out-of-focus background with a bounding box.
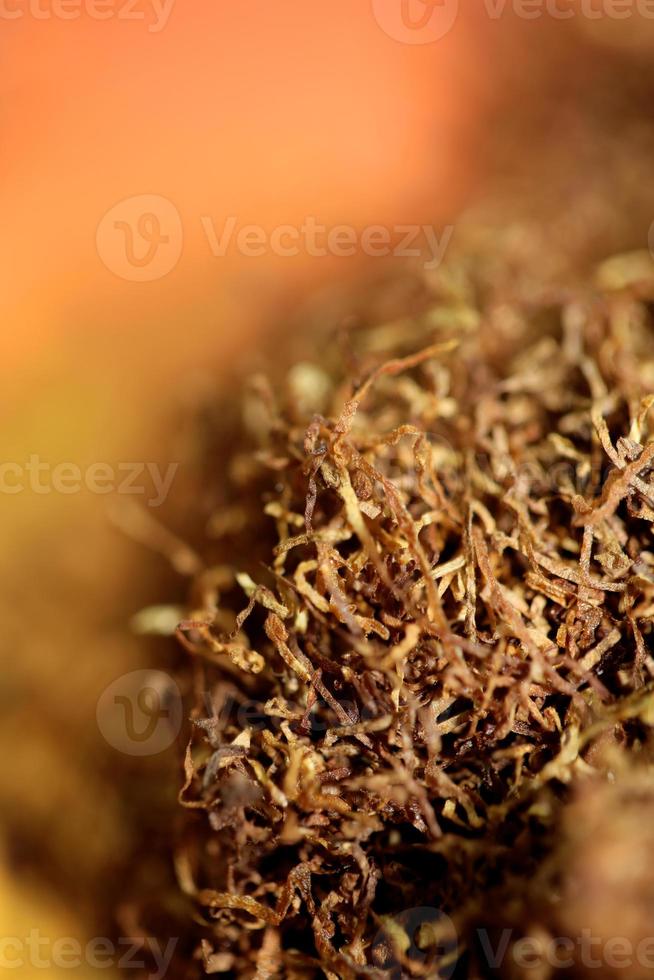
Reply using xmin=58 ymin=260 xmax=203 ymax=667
xmin=3 ymin=3 xmax=654 ymax=976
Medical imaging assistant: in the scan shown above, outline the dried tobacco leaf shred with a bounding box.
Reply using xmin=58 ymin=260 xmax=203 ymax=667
xmin=167 ymin=252 xmax=654 ymax=978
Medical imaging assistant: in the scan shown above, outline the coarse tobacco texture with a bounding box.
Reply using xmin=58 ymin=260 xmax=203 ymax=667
xmin=170 ymin=254 xmax=654 ymax=978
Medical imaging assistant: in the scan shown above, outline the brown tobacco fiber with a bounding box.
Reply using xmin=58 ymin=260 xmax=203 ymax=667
xmin=167 ymin=248 xmax=654 ymax=978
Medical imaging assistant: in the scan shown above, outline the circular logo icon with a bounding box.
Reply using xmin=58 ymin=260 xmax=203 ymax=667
xmin=97 ymin=669 xmax=183 ymax=756
xmin=371 ymin=0 xmax=459 ymax=44
xmin=96 ymin=194 xmax=183 ymax=281
xmin=371 ymin=907 xmax=458 ymax=979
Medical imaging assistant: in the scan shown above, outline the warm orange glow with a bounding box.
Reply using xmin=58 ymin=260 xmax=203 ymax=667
xmin=2 ymin=1 xmax=480 ymax=382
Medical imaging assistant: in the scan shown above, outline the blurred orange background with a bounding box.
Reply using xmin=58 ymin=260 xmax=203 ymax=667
xmin=1 ymin=7 xmax=484 ymax=975
xmin=3 ymin=2 xmax=654 ymax=976
xmin=2 ymin=1 xmax=482 ymax=377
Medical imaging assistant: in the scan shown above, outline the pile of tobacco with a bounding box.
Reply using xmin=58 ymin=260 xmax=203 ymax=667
xmin=167 ymin=242 xmax=654 ymax=978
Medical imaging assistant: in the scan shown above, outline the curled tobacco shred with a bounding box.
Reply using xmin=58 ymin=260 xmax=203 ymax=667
xmin=167 ymin=248 xmax=654 ymax=978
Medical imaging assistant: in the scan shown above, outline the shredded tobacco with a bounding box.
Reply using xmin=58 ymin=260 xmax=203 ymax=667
xmin=161 ymin=246 xmax=654 ymax=978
